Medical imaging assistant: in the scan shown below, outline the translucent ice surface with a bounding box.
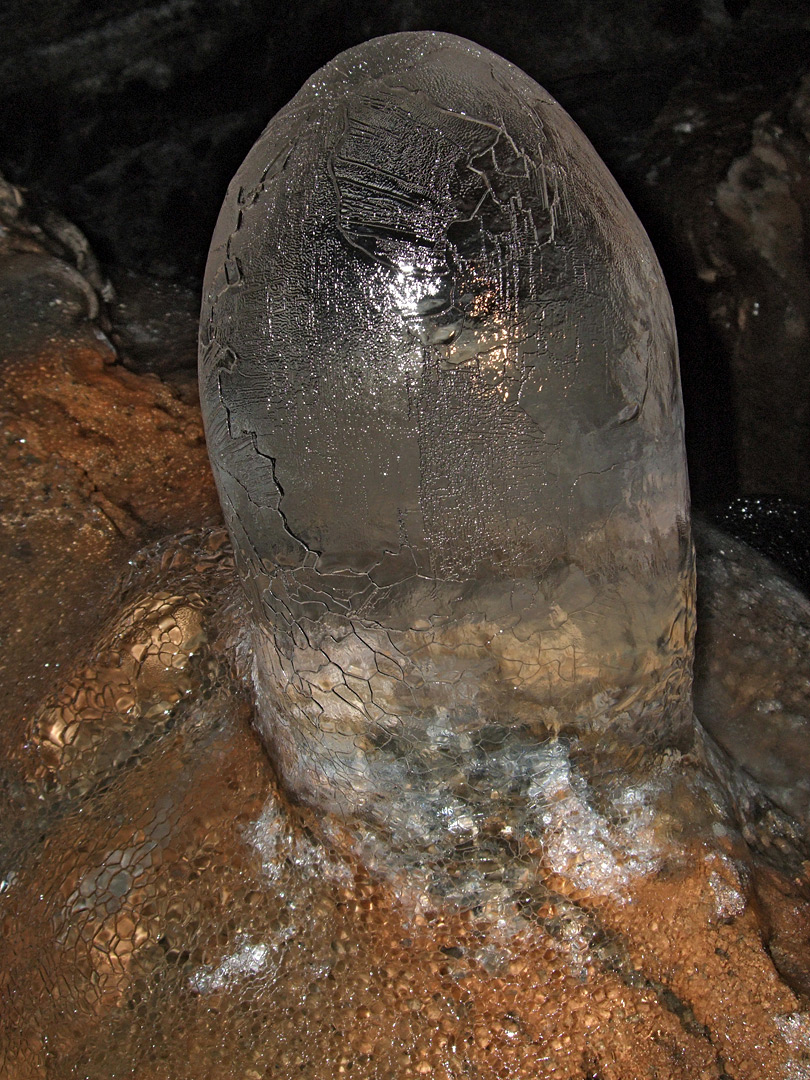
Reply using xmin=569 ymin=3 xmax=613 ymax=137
xmin=199 ymin=32 xmax=693 ymax=852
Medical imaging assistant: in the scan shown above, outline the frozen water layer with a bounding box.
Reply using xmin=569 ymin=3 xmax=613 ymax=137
xmin=199 ymin=31 xmax=694 ymax=837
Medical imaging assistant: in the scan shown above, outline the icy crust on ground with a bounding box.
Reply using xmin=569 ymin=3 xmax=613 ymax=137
xmin=199 ymin=31 xmax=694 ymax=826
xmin=246 ymin=725 xmax=677 ymax=913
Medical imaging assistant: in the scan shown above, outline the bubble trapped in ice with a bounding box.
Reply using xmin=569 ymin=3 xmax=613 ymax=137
xmin=199 ymin=31 xmax=693 ymax=878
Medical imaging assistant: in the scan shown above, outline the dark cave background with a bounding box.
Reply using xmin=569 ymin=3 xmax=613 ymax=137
xmin=2 ymin=0 xmax=809 ymax=556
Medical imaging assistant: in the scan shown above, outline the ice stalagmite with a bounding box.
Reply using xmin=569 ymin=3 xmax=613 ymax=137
xmin=199 ymin=32 xmax=693 ymax=873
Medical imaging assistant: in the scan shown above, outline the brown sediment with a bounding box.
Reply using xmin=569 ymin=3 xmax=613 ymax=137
xmin=0 ymin=302 xmax=218 ymax=722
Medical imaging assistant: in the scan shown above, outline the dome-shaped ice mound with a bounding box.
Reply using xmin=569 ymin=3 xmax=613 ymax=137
xmin=199 ymin=32 xmax=693 ymax=854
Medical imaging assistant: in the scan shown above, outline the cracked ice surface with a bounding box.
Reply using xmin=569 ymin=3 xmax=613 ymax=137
xmin=199 ymin=32 xmax=694 ymax=871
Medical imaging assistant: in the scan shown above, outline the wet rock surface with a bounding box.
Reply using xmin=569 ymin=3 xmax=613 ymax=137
xmin=0 ymin=178 xmax=219 ymax=722
xmin=694 ymin=519 xmax=810 ymax=846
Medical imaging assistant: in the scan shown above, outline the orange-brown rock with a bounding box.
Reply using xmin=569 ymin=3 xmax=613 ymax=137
xmin=0 ymin=186 xmax=218 ymax=721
